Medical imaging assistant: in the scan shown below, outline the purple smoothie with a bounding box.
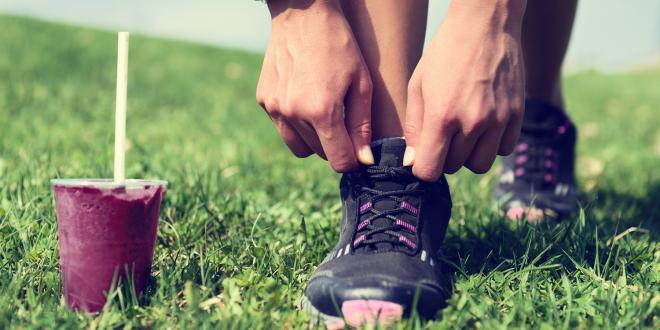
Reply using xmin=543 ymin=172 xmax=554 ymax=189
xmin=52 ymin=179 xmax=166 ymax=313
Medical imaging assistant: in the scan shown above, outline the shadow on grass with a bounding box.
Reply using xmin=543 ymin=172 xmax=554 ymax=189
xmin=439 ymin=180 xmax=659 ymax=278
xmin=581 ymin=181 xmax=660 ymax=240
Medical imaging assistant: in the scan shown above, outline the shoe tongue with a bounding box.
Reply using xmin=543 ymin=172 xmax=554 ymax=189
xmin=523 ymin=99 xmax=569 ymax=130
xmin=360 ymin=138 xmax=416 ymax=254
xmin=370 ymin=138 xmax=408 ymax=191
xmin=372 ymin=138 xmax=406 ymax=167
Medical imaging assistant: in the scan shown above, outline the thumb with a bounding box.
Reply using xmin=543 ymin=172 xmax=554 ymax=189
xmin=403 ymin=79 xmax=423 ymax=166
xmin=345 ymin=73 xmax=374 ymax=165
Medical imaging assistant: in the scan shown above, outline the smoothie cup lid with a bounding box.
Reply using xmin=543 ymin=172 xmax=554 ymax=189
xmin=50 ymin=178 xmax=167 ymax=189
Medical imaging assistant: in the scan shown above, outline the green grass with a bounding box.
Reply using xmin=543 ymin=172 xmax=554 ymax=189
xmin=0 ymin=14 xmax=658 ymax=329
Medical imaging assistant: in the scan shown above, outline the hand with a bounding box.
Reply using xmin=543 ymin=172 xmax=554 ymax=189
xmin=256 ymin=0 xmax=374 ymax=172
xmin=404 ymin=0 xmax=526 ymax=181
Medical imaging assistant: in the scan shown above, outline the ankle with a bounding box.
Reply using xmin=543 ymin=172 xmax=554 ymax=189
xmin=525 ymin=85 xmax=565 ymax=110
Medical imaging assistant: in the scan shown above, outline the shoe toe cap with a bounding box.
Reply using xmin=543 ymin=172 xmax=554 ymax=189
xmin=304 ymin=272 xmax=447 ymax=319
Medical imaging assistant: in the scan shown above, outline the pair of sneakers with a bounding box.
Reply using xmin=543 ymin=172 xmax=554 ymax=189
xmin=300 ymin=100 xmax=578 ymax=328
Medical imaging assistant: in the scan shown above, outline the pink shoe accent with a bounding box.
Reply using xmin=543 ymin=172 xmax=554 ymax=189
xmin=398 ymin=235 xmax=417 ymax=250
xmin=357 ymin=219 xmax=370 ymax=231
xmin=515 ymin=155 xmax=528 ymax=164
xmin=359 ymin=201 xmax=373 ymax=214
xmin=400 ymin=201 xmax=419 ymax=215
xmin=341 ymin=300 xmax=404 ymax=328
xmin=506 ymin=207 xmax=546 ymax=222
xmin=395 ymin=219 xmax=417 ymax=233
xmin=325 ymin=320 xmax=346 ymax=330
xmin=516 ymin=143 xmax=529 ymax=152
xmin=353 ymin=234 xmax=366 ymax=246
xmin=506 ymin=207 xmax=526 ymax=220
xmin=526 ymin=208 xmax=545 ymax=222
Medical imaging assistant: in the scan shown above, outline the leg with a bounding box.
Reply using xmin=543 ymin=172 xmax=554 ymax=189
xmin=340 ymin=0 xmax=429 ymax=139
xmin=522 ymin=0 xmax=578 ymax=108
xmin=301 ymin=3 xmax=452 ymax=328
xmin=495 ymin=0 xmax=580 ymax=221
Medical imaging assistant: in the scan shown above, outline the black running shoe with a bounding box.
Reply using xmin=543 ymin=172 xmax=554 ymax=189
xmin=301 ymin=138 xmax=452 ymax=328
xmin=495 ymin=99 xmax=578 ymax=221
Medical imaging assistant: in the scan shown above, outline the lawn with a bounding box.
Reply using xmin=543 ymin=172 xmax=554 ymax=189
xmin=0 ymin=15 xmax=658 ymax=329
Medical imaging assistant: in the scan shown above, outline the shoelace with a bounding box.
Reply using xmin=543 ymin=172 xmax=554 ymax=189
xmin=351 ymin=166 xmax=424 ymax=252
xmin=513 ymin=123 xmax=569 ymax=185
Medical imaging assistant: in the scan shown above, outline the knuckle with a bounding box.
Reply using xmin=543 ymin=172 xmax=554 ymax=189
xmin=331 ymin=158 xmax=357 ymax=173
xmin=438 ymin=115 xmax=460 ymax=132
xmin=444 ymin=163 xmax=461 ymax=174
xmin=255 ymin=91 xmax=265 ymax=106
xmin=498 ymin=141 xmax=516 ymax=156
xmin=478 ymin=110 xmax=497 ymax=124
xmin=509 ymin=101 xmax=525 ymax=121
xmin=358 ymin=76 xmax=373 ymax=97
xmin=308 ymin=107 xmax=330 ymax=124
xmin=310 ymin=103 xmax=342 ymax=126
xmin=269 ymin=109 xmax=284 ymax=119
xmin=350 ymin=120 xmax=371 ymax=139
xmin=511 ymin=98 xmax=525 ymax=114
xmin=278 ymin=106 xmax=296 ymax=119
xmin=510 ymin=107 xmax=524 ymax=122
xmin=467 ymin=160 xmax=494 ymax=174
xmin=466 ymin=111 xmax=498 ymax=133
xmin=403 ymin=121 xmax=419 ymax=136
xmin=494 ymin=114 xmax=508 ymax=127
xmin=290 ymin=147 xmax=313 ymax=158
xmin=413 ymin=165 xmax=441 ymax=182
xmin=498 ymin=144 xmax=514 ymax=156
xmin=466 ymin=119 xmax=488 ymax=134
xmin=264 ymin=100 xmax=281 ymax=116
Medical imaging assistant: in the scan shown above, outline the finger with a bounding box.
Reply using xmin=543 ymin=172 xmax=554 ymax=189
xmin=313 ymin=106 xmax=359 ymax=173
xmin=465 ymin=128 xmax=505 ymax=174
xmin=345 ymin=73 xmax=374 ymax=165
xmin=498 ymin=114 xmax=523 ymax=156
xmin=412 ymin=113 xmax=455 ymax=182
xmin=290 ymin=120 xmax=327 ymax=160
xmin=443 ymin=132 xmax=479 ymax=174
xmin=403 ymin=78 xmax=424 ymax=166
xmin=260 ymin=98 xmax=314 ymax=158
xmin=271 ymin=117 xmax=314 ymax=158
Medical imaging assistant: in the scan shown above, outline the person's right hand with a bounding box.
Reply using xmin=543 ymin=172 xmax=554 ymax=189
xmin=256 ymin=0 xmax=374 ymax=172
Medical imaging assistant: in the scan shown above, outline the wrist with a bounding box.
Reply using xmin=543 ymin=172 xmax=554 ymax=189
xmin=446 ymin=0 xmax=526 ymax=35
xmin=267 ymin=0 xmax=343 ymax=23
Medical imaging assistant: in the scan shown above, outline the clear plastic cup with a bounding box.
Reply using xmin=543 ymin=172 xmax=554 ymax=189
xmin=51 ymin=179 xmax=167 ymax=313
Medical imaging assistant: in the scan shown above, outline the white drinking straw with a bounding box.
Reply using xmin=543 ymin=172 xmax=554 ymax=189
xmin=114 ymin=32 xmax=129 ymax=184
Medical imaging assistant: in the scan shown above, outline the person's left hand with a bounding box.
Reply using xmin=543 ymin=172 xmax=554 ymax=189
xmin=403 ymin=1 xmax=526 ymax=181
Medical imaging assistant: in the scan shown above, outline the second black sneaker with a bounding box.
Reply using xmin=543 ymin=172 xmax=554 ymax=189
xmin=301 ymin=138 xmax=452 ymax=328
xmin=495 ymin=99 xmax=578 ymax=221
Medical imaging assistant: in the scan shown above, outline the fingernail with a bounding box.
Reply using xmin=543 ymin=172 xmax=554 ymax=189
xmin=403 ymin=147 xmax=415 ymax=166
xmin=358 ymin=146 xmax=375 ymax=165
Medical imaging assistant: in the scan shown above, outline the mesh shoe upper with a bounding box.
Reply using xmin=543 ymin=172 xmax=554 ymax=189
xmin=303 ymin=138 xmax=452 ymax=318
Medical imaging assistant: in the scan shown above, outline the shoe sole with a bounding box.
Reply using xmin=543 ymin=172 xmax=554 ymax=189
xmin=300 ymin=296 xmax=403 ymax=329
